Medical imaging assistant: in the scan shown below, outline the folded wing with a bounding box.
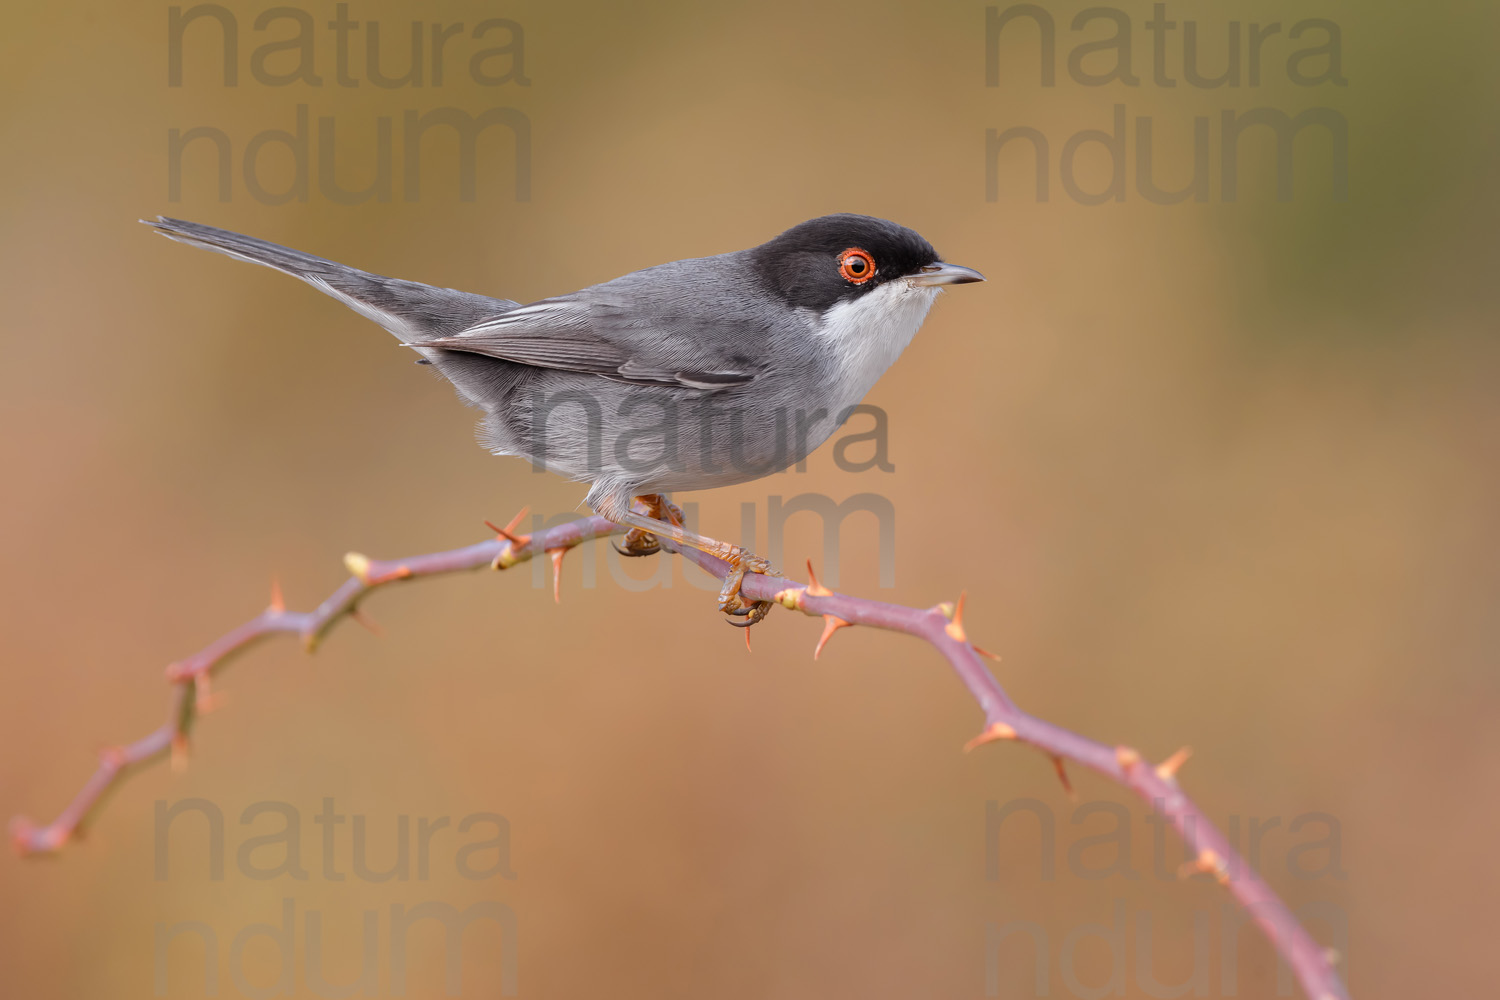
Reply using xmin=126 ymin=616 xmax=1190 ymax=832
xmin=421 ymin=262 xmax=765 ymax=391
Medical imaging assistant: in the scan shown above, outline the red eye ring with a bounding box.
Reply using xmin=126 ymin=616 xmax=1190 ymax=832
xmin=837 ymin=247 xmax=876 ymax=284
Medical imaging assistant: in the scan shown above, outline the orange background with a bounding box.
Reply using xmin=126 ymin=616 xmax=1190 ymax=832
xmin=2 ymin=1 xmax=1495 ymax=996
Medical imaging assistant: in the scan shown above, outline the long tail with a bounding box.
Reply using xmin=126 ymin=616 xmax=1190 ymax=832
xmin=141 ymin=217 xmax=517 ymax=341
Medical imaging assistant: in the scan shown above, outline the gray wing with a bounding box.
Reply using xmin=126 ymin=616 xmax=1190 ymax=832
xmin=419 ymin=259 xmax=767 ymax=391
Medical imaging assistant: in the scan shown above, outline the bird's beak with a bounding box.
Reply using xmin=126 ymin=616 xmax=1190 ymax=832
xmin=908 ymin=262 xmax=986 ymax=287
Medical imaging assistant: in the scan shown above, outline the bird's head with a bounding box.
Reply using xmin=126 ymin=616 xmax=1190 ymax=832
xmin=749 ymin=213 xmax=984 ymax=315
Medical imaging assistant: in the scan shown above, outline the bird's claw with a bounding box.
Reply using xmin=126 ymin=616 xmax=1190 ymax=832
xmin=613 ymin=526 xmax=661 ymax=558
xmin=717 ymin=552 xmax=775 ymax=626
xmin=614 ymin=495 xmax=688 ymax=558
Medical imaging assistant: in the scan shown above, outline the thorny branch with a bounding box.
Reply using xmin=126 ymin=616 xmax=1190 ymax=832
xmin=10 ymin=507 xmax=1350 ymax=1000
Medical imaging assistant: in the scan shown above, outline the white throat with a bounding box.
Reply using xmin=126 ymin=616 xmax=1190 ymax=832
xmin=815 ymin=280 xmax=941 ymax=410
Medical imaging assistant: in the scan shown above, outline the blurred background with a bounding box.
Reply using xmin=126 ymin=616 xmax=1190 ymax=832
xmin=1 ymin=0 xmax=1495 ymax=996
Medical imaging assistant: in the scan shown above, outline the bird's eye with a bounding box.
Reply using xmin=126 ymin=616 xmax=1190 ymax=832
xmin=838 ymin=248 xmax=876 ymax=285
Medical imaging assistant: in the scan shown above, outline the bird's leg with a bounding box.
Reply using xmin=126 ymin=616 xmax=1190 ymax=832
xmin=603 ymin=496 xmax=775 ymax=626
xmin=644 ymin=494 xmax=686 ymax=527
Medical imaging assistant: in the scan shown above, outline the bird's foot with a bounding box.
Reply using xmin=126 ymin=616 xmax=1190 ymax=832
xmin=716 ymin=549 xmax=776 ymax=627
xmin=611 ymin=494 xmax=686 ymax=558
xmin=598 ymin=490 xmax=772 ymax=624
xmin=613 ymin=527 xmax=661 ymax=557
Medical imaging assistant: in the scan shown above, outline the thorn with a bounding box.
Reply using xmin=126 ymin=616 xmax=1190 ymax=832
xmin=268 ymin=577 xmax=285 ymax=614
xmin=813 ymin=615 xmax=851 ymax=660
xmin=503 ymin=507 xmax=531 ymax=538
xmin=964 ymin=721 xmax=1018 ymax=752
xmin=804 ymin=559 xmax=832 ymax=597
xmin=10 ymin=817 xmax=36 ymax=856
xmin=1155 ymin=745 xmax=1193 ymax=782
xmin=1051 ymin=756 xmax=1077 ymax=801
xmin=945 ymin=591 xmax=968 ymax=642
xmin=743 ymin=627 xmax=753 ymax=653
xmin=170 ymin=733 xmax=190 ymax=774
xmin=349 ymin=608 xmax=384 ymax=637
xmin=486 ymin=515 xmax=534 ymax=548
xmin=972 ymin=644 xmax=1003 ymax=662
xmin=1178 ymin=848 xmax=1230 ymax=885
xmin=489 ymin=509 xmax=532 ymax=569
xmin=485 ymin=507 xmax=531 ymax=547
xmin=193 ymin=674 xmax=223 ymax=713
xmin=99 ymin=746 xmax=129 ymax=770
xmin=1116 ymin=746 xmax=1142 ymax=772
xmin=344 ymin=552 xmax=372 ymax=584
xmin=10 ymin=817 xmax=65 ymax=856
xmin=548 ymin=548 xmax=566 ymax=604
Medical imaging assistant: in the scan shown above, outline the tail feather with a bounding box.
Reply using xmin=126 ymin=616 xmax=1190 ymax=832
xmin=141 ymin=217 xmax=517 ymax=341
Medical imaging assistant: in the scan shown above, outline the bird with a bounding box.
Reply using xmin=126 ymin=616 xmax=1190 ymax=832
xmin=142 ymin=214 xmax=985 ymax=624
